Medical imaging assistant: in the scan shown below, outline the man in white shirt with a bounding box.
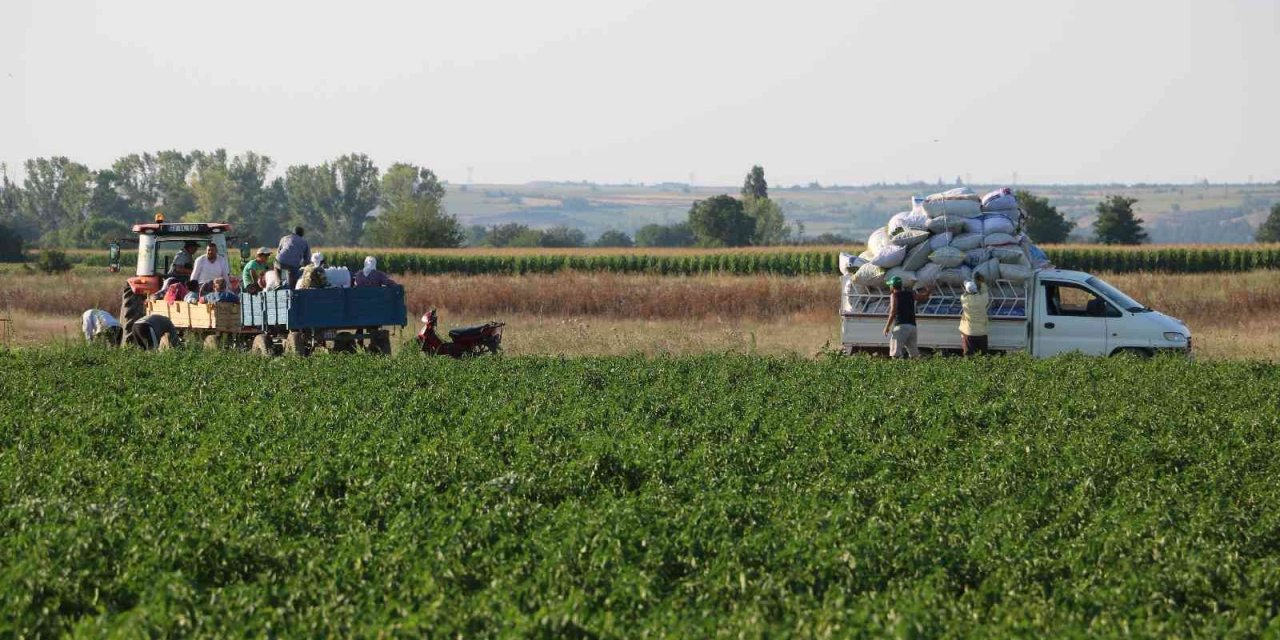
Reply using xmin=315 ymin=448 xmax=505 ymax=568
xmin=189 ymin=243 xmax=231 ymax=294
xmin=81 ymin=309 xmax=122 ymax=344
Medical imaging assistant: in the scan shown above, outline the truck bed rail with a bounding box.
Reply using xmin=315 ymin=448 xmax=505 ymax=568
xmin=842 ymin=279 xmax=1028 ymax=319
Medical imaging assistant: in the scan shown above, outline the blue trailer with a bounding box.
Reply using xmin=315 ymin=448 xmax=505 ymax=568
xmin=240 ymin=287 xmax=407 ymax=355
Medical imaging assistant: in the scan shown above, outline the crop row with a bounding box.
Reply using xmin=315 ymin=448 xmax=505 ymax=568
xmin=2 ymin=348 xmax=1278 ymax=636
xmin=56 ymin=245 xmax=1280 ymax=275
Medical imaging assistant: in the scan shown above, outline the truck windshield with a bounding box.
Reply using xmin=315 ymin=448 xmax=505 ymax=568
xmin=1086 ymin=276 xmax=1149 ymax=312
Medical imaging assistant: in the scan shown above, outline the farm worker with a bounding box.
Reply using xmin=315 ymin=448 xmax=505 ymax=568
xmin=167 ymin=240 xmax=199 ymax=282
xmin=162 ymin=278 xmax=189 ymax=304
xmin=882 ymin=276 xmax=930 ymax=359
xmin=960 ymin=274 xmax=990 ymax=356
xmin=296 ymin=252 xmax=329 ymax=289
xmin=81 ymin=309 xmax=121 ymax=344
xmin=353 ymin=256 xmax=397 ymax=288
xmin=127 ymin=313 xmax=180 ymax=350
xmin=241 ymin=247 xmax=272 ymax=293
xmin=204 ymin=278 xmax=240 ymax=304
xmin=275 ymin=226 xmax=311 ymax=288
xmin=190 ymin=242 xmax=231 ymax=291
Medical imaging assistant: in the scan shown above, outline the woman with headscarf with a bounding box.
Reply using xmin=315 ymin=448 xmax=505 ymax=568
xmin=353 ymin=256 xmax=397 ymax=288
xmin=296 ymin=252 xmax=330 ymax=289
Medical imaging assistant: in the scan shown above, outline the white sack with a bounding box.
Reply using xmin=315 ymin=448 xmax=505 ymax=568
xmin=972 ymin=258 xmax=1001 ymax=283
xmin=885 ymin=267 xmax=917 ymax=289
xmin=929 ymin=231 xmax=953 ymax=250
xmin=983 ymin=232 xmax=1018 ymax=247
xmin=981 ymin=192 xmax=1019 ymax=212
xmin=937 ymin=266 xmax=970 ymax=286
xmin=961 ymin=217 xmax=984 ymax=235
xmin=859 ymin=248 xmax=876 ymax=262
xmin=963 ymin=248 xmax=991 ymax=268
xmin=950 ymin=233 xmax=984 ymax=251
xmin=981 ymin=214 xmax=1017 ymax=236
xmin=324 ymin=267 xmax=352 ymax=288
xmin=929 ymin=246 xmax=965 ymax=268
xmin=871 ymin=244 xmax=907 ymax=268
xmin=916 ymin=263 xmax=942 ymax=288
xmin=923 ymin=198 xmax=982 ymax=218
xmin=853 ymin=262 xmax=887 ymax=287
xmin=991 ymin=247 xmax=1026 ymax=264
xmin=999 ymin=263 xmax=1032 ymax=282
xmin=839 ymin=252 xmax=867 ymax=275
xmin=890 ymin=228 xmax=931 ymax=247
xmin=868 ymin=227 xmax=889 ymax=254
xmin=902 ymin=241 xmax=933 ymax=271
xmin=888 ymin=210 xmax=929 ymax=234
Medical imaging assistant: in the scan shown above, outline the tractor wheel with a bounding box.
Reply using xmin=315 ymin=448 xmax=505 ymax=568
xmin=204 ymin=334 xmax=220 ymax=350
xmin=119 ymin=285 xmax=146 ymax=346
xmin=366 ymin=330 xmax=392 ymax=355
xmin=284 ymin=331 xmax=311 ymax=357
xmin=333 ymin=332 xmax=357 ymax=354
xmin=251 ymin=334 xmax=273 ymax=357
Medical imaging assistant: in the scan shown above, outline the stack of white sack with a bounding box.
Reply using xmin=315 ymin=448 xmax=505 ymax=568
xmin=848 ymin=188 xmax=1040 ymax=287
xmin=324 ymin=266 xmax=352 ymax=288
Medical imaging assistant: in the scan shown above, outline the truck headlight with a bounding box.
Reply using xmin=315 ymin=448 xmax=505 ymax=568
xmin=1163 ymin=332 xmax=1187 ymax=342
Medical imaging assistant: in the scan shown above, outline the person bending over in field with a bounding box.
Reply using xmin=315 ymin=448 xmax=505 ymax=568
xmin=81 ymin=308 xmax=122 ymax=345
xmin=296 ymin=252 xmax=329 ymax=289
xmin=127 ymin=313 xmax=181 ymax=350
xmin=883 ymin=276 xmax=930 ymax=359
xmin=353 ymin=256 xmax=397 ymax=288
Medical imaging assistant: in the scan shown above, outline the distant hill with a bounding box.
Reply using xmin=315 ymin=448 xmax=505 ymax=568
xmin=443 ymin=182 xmax=1280 ymax=244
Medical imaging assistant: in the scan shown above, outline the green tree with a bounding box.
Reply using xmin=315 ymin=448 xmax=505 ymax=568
xmin=20 ymin=157 xmax=93 ymax=243
xmin=364 ymin=163 xmax=461 ymax=248
xmin=538 ymin=225 xmax=586 ymax=248
xmin=465 ymin=224 xmax=488 ymax=246
xmin=1093 ymin=195 xmax=1148 ymax=245
xmin=226 ymin=152 xmax=279 ymax=245
xmin=742 ymin=165 xmax=768 ymax=200
xmin=0 ymin=222 xmax=24 ymax=262
xmin=87 ymin=169 xmax=140 ymax=225
xmin=594 ymin=230 xmax=633 ymax=247
xmin=189 ymin=150 xmax=235 ymax=223
xmin=506 ymin=228 xmax=545 ymax=248
xmin=363 ymin=198 xmax=463 ymax=248
xmin=634 ymin=222 xmax=695 ymax=247
xmin=1256 ymin=203 xmax=1280 ymax=243
xmin=688 ymin=195 xmax=754 ymax=247
xmin=330 ymin=154 xmax=381 ymax=246
xmin=485 ymin=223 xmax=534 ymax=247
xmin=1015 ymin=190 xmax=1074 ymax=244
xmin=744 ymin=196 xmax=788 ymax=245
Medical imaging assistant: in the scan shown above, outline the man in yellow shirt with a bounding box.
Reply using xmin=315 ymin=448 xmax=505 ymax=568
xmin=959 ymin=273 xmax=990 ymax=356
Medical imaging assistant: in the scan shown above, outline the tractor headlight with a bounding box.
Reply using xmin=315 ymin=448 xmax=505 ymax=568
xmin=1163 ymin=332 xmax=1187 ymax=342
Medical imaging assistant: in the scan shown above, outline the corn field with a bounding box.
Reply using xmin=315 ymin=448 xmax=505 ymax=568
xmin=55 ymin=244 xmax=1280 ymax=276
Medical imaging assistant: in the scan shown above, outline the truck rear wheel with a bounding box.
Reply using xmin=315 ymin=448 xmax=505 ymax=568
xmin=333 ymin=332 xmax=357 ymax=354
xmin=284 ymin=331 xmax=311 ymax=357
xmin=251 ymin=334 xmax=273 ymax=356
xmin=366 ymin=330 xmax=392 ymax=355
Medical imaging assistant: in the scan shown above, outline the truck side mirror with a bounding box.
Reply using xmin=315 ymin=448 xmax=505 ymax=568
xmin=108 ymin=242 xmax=121 ymax=273
xmin=239 ymin=241 xmax=250 ymax=263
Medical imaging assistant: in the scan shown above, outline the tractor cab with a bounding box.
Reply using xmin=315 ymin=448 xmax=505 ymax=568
xmin=113 ymin=214 xmax=250 ymax=296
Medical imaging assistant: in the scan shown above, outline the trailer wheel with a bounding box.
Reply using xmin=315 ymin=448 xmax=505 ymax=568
xmin=366 ymin=330 xmax=392 ymax=355
xmin=284 ymin=331 xmax=311 ymax=357
xmin=251 ymin=334 xmax=273 ymax=356
xmin=333 ymin=332 xmax=357 ymax=354
xmin=203 ymin=334 xmax=220 ymax=350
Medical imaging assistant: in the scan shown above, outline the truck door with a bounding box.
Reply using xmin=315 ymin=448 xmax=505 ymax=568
xmin=1033 ymin=280 xmax=1111 ymax=356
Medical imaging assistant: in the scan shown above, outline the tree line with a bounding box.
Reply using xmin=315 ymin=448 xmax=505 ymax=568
xmin=0 ymin=151 xmax=462 ymax=254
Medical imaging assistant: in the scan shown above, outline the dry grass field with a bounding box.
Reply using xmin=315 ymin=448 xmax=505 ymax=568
xmin=2 ymin=266 xmax=1276 ymax=359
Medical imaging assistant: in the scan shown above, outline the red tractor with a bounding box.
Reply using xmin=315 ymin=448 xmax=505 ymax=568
xmin=112 ymin=214 xmax=248 ymax=343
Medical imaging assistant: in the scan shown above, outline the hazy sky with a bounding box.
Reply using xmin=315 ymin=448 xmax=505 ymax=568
xmin=2 ymin=0 xmax=1277 ymax=186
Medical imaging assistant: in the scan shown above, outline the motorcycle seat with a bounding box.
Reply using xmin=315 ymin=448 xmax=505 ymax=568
xmin=448 ymin=324 xmax=490 ymax=339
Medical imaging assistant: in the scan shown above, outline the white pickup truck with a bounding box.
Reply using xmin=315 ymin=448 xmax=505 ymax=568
xmin=839 ymin=269 xmax=1192 ymax=357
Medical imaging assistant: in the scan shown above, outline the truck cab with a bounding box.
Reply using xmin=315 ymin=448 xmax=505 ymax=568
xmin=840 ymin=269 xmax=1191 ymax=357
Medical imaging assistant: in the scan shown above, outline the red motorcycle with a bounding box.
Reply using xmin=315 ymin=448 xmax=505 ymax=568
xmin=417 ymin=308 xmax=505 ymax=357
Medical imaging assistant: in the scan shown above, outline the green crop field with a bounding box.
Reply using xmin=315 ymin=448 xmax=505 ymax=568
xmin=3 ymin=348 xmax=1279 ymax=636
